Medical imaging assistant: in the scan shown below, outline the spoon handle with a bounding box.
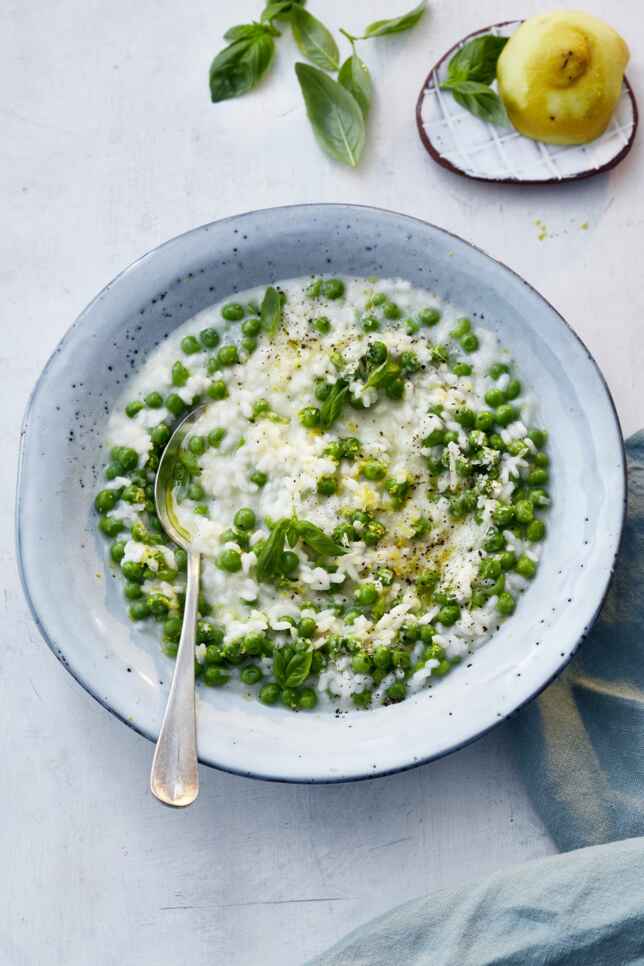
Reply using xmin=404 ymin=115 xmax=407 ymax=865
xmin=150 ymin=550 xmax=200 ymax=806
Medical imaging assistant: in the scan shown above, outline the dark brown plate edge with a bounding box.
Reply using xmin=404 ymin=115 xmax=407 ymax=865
xmin=415 ymin=20 xmax=639 ymax=186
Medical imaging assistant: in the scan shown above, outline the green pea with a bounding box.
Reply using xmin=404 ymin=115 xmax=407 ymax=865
xmin=383 ymin=301 xmax=401 ymax=320
xmin=198 ymin=594 xmax=212 ymax=616
xmin=250 ymin=470 xmax=268 ymax=487
xmin=480 ymin=557 xmax=502 ymax=580
xmin=172 ymin=361 xmax=190 ymax=387
xmin=419 ymin=307 xmax=441 ymax=326
xmin=180 ymin=335 xmax=201 ymax=355
xmin=234 ymin=507 xmax=256 ymax=531
xmin=187 ymin=436 xmax=206 ymax=457
xmin=460 ymin=333 xmax=479 ymax=353
xmin=386 ymin=682 xmax=407 ymax=703
xmin=361 ymin=520 xmax=384 ymax=546
xmin=313 ymin=316 xmax=331 ymax=334
xmin=528 ymin=428 xmax=548 ymax=449
xmin=433 ymin=659 xmax=453 ymax=678
xmin=222 ymin=641 xmax=243 ymax=665
xmin=280 ymin=551 xmax=299 ymax=576
xmin=405 ymin=319 xmax=420 ymax=335
xmin=453 ymin=362 xmax=473 ymax=376
xmin=298 ymin=618 xmax=317 ymax=639
xmin=207 ymin=380 xmax=228 ymax=400
xmin=95 ymin=489 xmax=118 ymax=513
xmin=99 ymin=515 xmax=123 ymax=537
xmin=120 ymin=560 xmax=143 ymax=583
xmin=217 ymin=549 xmax=242 ymax=572
xmin=355 ymin=584 xmax=378 ymax=606
xmin=493 ymin=504 xmax=515 ymax=527
xmin=505 ymin=378 xmax=522 ymax=400
xmin=437 ymin=604 xmax=460 ymax=626
xmin=495 ymin=404 xmax=518 ymax=427
xmin=150 ymin=423 xmax=170 ymax=447
xmin=496 ymin=591 xmax=516 ymax=616
xmin=485 ymin=387 xmax=505 ymax=408
xmin=241 ymin=316 xmax=261 ymax=337
xmin=370 ymin=292 xmax=387 ymax=307
xmin=121 ymin=484 xmax=145 ymax=504
xmin=110 ymin=446 xmax=139 ymax=471
xmin=206 ymin=356 xmax=221 ymax=376
xmin=221 ymin=302 xmax=245 ymax=322
xmin=416 ymin=569 xmax=439 ymax=595
xmin=241 ymin=665 xmax=263 ymax=686
xmin=314 ymin=380 xmax=332 ymax=401
xmin=165 ymin=393 xmax=186 ymax=418
xmin=175 ymin=547 xmax=188 ymax=571
xmin=340 ymin=437 xmax=361 ymax=460
xmin=500 ymin=551 xmax=517 ymax=572
xmin=489 ymin=363 xmax=510 ymax=380
xmin=242 ymin=336 xmax=257 ymax=354
xmin=281 ymin=688 xmax=300 ymax=709
xmin=208 ymin=428 xmax=227 ymax=448
xmin=126 ymin=400 xmax=143 ymax=418
xmin=317 ymin=475 xmax=338 ymax=496
xmin=129 ymin=601 xmax=150 ymax=621
xmin=306 ymin=279 xmax=321 ymax=298
xmin=146 ymin=594 xmax=170 ymax=617
xmin=530 ymin=488 xmax=550 ymax=508
xmin=484 ymin=529 xmax=505 ymax=553
xmin=362 ymin=314 xmax=380 ymax=332
xmin=110 ymin=540 xmax=126 ymax=563
xmin=526 ymin=519 xmax=546 ymax=542
xmin=534 ymin=451 xmax=549 ymax=468
xmin=351 ymin=652 xmax=372 ymax=673
xmin=455 ymin=407 xmax=476 ymax=429
xmin=488 ymin=433 xmax=505 ymax=451
xmin=143 ymin=391 xmax=163 ymax=409
xmin=385 ymin=377 xmax=405 ymax=400
xmin=123 ymin=582 xmax=142 ymax=601
xmin=298 ymin=688 xmax=318 ymax=710
xmin=475 ymin=411 xmax=495 ymax=433
xmin=516 ymin=555 xmax=537 ymax=579
xmin=370 ymin=646 xmax=390 ymax=671
xmin=199 ymin=327 xmax=220 ymax=349
xmin=515 ymin=499 xmax=534 ymax=524
xmin=299 ymin=406 xmax=320 ymax=428
xmin=204 ymin=644 xmax=224 ymax=665
xmin=352 ymin=690 xmax=372 ymax=709
xmin=163 ymin=616 xmax=182 ymax=642
xmin=259 ymin=683 xmax=281 ymax=705
xmin=203 ymin=666 xmax=230 ymax=687
xmin=320 ymin=278 xmax=345 ymax=300
xmin=361 ymin=459 xmax=387 ymax=481
xmin=527 ymin=468 xmax=549 ymax=486
xmin=470 ymin=590 xmax=488 ymax=609
xmin=217 ymin=344 xmax=239 ymax=367
xmin=104 ymin=463 xmax=120 ymax=480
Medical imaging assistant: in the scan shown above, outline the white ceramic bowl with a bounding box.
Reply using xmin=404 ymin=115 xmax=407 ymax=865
xmin=17 ymin=205 xmax=625 ymax=782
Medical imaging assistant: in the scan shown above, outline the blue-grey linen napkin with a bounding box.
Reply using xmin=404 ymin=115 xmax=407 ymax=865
xmin=310 ymin=432 xmax=644 ymax=966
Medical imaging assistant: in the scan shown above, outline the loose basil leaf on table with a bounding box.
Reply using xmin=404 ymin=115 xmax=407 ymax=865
xmin=338 ymin=52 xmax=372 ymax=118
xmin=446 ymin=34 xmax=508 ymax=85
xmin=260 ymin=0 xmax=306 ymax=23
xmin=209 ymin=27 xmax=276 ymax=102
xmin=291 ymin=6 xmax=340 ymax=71
xmin=441 ymin=78 xmax=508 ymax=126
xmin=354 ymin=0 xmax=427 ymax=40
xmin=295 ymin=63 xmax=366 ymax=167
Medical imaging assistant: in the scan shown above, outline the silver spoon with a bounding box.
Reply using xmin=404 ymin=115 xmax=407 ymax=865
xmin=150 ymin=405 xmax=206 ymax=807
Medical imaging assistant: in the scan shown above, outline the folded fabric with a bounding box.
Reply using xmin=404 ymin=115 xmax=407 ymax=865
xmin=512 ymin=431 xmax=644 ymax=852
xmin=311 ymin=433 xmax=644 ymax=964
xmin=308 ymin=836 xmax=644 ymax=966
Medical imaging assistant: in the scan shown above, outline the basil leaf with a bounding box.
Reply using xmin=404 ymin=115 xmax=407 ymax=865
xmin=260 ymin=286 xmax=283 ymax=337
xmin=291 ymin=7 xmax=340 ymax=72
xmin=297 ymin=520 xmax=346 ymax=557
xmin=358 ymin=0 xmax=426 ymax=39
xmin=338 ymin=53 xmax=372 ymax=119
xmin=286 ymin=519 xmax=300 ymax=548
xmin=365 ymin=359 xmax=401 ymax=390
xmin=224 ymin=24 xmax=278 ymax=42
xmin=209 ymin=33 xmax=275 ymax=103
xmin=295 ymin=63 xmax=366 ymax=167
xmin=261 ymin=0 xmax=305 ymax=22
xmin=319 ymin=377 xmax=350 ymax=428
xmin=273 ymin=648 xmax=313 ymax=688
xmin=446 ymin=35 xmax=508 ymax=85
xmin=441 ymin=78 xmax=509 ymax=126
xmin=255 ymin=519 xmax=290 ymax=582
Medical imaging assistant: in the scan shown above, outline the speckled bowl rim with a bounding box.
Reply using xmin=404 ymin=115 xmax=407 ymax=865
xmin=16 ymin=204 xmax=627 ymax=784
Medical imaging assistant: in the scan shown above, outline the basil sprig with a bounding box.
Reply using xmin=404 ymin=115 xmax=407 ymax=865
xmin=440 ymin=34 xmax=509 ymax=126
xmin=254 ymin=516 xmax=345 ymax=583
xmin=260 ymin=286 xmax=283 ymax=338
xmin=273 ymin=647 xmax=313 ymax=688
xmin=209 ymin=0 xmax=427 ymax=166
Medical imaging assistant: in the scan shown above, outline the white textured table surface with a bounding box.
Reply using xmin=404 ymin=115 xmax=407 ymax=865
xmin=3 ymin=1 xmax=642 ymax=963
